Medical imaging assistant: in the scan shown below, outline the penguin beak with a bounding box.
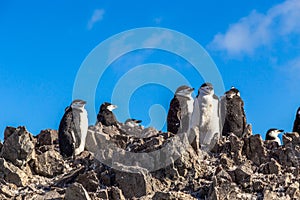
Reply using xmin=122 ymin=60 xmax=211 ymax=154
xmin=278 ymin=129 xmax=284 ymax=133
xmin=189 ymin=88 xmax=195 ymax=92
xmin=136 ymin=120 xmax=142 ymax=123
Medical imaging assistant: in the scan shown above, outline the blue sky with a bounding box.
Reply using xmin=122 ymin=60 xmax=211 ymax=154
xmin=1 ymin=0 xmax=299 ymax=140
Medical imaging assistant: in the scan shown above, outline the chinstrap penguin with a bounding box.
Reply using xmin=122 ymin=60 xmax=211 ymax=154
xmin=191 ymin=83 xmax=221 ymax=151
xmin=96 ymin=102 xmax=118 ymax=126
xmin=221 ymin=87 xmax=246 ymax=137
xmin=58 ymin=99 xmax=88 ymax=158
xmin=292 ymin=107 xmax=300 ymax=133
xmin=167 ymin=85 xmax=194 ymax=134
xmin=265 ymin=128 xmax=284 ymax=145
xmin=125 ymin=119 xmax=142 ymax=128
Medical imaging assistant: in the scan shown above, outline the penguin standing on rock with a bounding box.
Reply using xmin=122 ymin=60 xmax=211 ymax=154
xmin=191 ymin=83 xmax=221 ymax=150
xmin=221 ymin=87 xmax=247 ymax=137
xmin=167 ymin=85 xmax=194 ymax=134
xmin=96 ymin=102 xmax=118 ymax=126
xmin=265 ymin=128 xmax=284 ymax=145
xmin=125 ymin=119 xmax=142 ymax=128
xmin=58 ymin=99 xmax=88 ymax=158
xmin=293 ymin=107 xmax=300 ymax=133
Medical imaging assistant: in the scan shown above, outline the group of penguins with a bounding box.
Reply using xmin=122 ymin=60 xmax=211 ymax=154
xmin=58 ymin=83 xmax=300 ymax=158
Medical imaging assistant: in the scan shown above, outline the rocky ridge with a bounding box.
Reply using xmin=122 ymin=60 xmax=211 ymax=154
xmin=0 ymin=125 xmax=299 ymax=199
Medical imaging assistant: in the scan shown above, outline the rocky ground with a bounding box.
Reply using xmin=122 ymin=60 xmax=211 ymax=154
xmin=0 ymin=125 xmax=300 ymax=200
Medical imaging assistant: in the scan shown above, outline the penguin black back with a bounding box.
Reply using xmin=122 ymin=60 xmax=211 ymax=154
xmin=97 ymin=102 xmax=118 ymax=126
xmin=221 ymin=87 xmax=246 ymax=137
xmin=167 ymin=96 xmax=181 ymax=134
xmin=293 ymin=107 xmax=300 ymax=133
xmin=58 ymin=106 xmax=75 ymax=158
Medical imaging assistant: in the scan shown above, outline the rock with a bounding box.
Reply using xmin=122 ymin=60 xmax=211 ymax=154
xmin=109 ymin=186 xmax=125 ymax=200
xmin=0 ymin=158 xmax=28 ymax=187
xmin=91 ymin=189 xmax=109 ymax=199
xmin=283 ymin=132 xmax=300 ymax=146
xmin=3 ymin=126 xmax=16 ymax=140
xmin=33 ymin=149 xmax=64 ymax=178
xmin=36 ymin=129 xmax=58 ymax=147
xmin=286 ymin=182 xmax=300 ymax=199
xmin=229 ymin=162 xmax=253 ymax=189
xmin=76 ymin=171 xmax=99 ymax=192
xmin=243 ymin=134 xmax=268 ymax=166
xmin=65 ymin=182 xmax=91 ymax=200
xmin=152 ymin=191 xmax=197 ymax=200
xmin=44 ymin=190 xmax=63 ymax=200
xmin=0 ymin=182 xmax=18 ymax=198
xmin=1 ymin=126 xmax=35 ymax=168
xmin=114 ymin=165 xmax=154 ymax=199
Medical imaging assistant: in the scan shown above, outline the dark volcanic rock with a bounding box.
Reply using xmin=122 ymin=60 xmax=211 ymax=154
xmin=0 ymin=158 xmax=28 ymax=187
xmin=1 ymin=126 xmax=35 ymax=168
xmin=65 ymin=182 xmax=91 ymax=200
xmin=0 ymin=125 xmax=300 ymax=199
xmin=33 ymin=149 xmax=64 ymax=178
xmin=76 ymin=170 xmax=99 ymax=192
xmin=36 ymin=129 xmax=58 ymax=147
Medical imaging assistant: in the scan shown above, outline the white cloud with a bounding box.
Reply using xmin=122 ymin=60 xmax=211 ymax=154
xmin=209 ymin=0 xmax=300 ymax=57
xmin=87 ymin=9 xmax=105 ymax=30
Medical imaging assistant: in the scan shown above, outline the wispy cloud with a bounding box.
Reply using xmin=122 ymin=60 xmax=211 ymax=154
xmin=208 ymin=0 xmax=300 ymax=57
xmin=87 ymin=9 xmax=105 ymax=30
xmin=153 ymin=17 xmax=163 ymax=25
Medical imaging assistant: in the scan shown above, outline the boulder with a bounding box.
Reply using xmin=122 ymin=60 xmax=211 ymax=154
xmin=152 ymin=191 xmax=197 ymax=200
xmin=243 ymin=134 xmax=268 ymax=166
xmin=36 ymin=129 xmax=58 ymax=147
xmin=109 ymin=186 xmax=125 ymax=200
xmin=76 ymin=170 xmax=99 ymax=192
xmin=1 ymin=126 xmax=35 ymax=168
xmin=65 ymin=182 xmax=91 ymax=200
xmin=33 ymin=149 xmax=64 ymax=177
xmin=0 ymin=158 xmax=28 ymax=187
xmin=114 ymin=165 xmax=154 ymax=199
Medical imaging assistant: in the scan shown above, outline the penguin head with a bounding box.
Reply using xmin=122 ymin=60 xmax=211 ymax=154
xmin=101 ymin=102 xmax=117 ymax=112
xmin=199 ymin=82 xmax=214 ymax=96
xmin=266 ymin=128 xmax=284 ymax=138
xmin=71 ymin=99 xmax=87 ymax=110
xmin=175 ymin=85 xmax=194 ymax=97
xmin=125 ymin=118 xmax=142 ymax=127
xmin=296 ymin=107 xmax=300 ymax=118
xmin=225 ymin=86 xmax=240 ymax=99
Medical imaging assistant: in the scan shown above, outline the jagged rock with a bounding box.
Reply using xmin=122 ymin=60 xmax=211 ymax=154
xmin=228 ymin=134 xmax=244 ymax=162
xmin=243 ymin=134 xmax=268 ymax=166
xmin=36 ymin=129 xmax=58 ymax=147
xmin=109 ymin=186 xmax=125 ymax=200
xmin=65 ymin=182 xmax=91 ymax=200
xmin=90 ymin=189 xmax=109 ymax=199
xmin=283 ymin=132 xmax=300 ymax=146
xmin=286 ymin=182 xmax=300 ymax=199
xmin=114 ymin=165 xmax=155 ymax=199
xmin=0 ymin=182 xmax=18 ymax=198
xmin=229 ymin=162 xmax=253 ymax=188
xmin=152 ymin=191 xmax=197 ymax=200
xmin=1 ymin=126 xmax=35 ymax=168
xmin=33 ymin=149 xmax=64 ymax=178
xmin=0 ymin=158 xmax=28 ymax=187
xmin=76 ymin=171 xmax=99 ymax=192
xmin=3 ymin=126 xmax=16 ymax=140
xmin=259 ymin=158 xmax=281 ymax=174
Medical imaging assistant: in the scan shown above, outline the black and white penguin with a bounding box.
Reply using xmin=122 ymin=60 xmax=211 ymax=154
xmin=292 ymin=107 xmax=300 ymax=133
xmin=58 ymin=99 xmax=88 ymax=158
xmin=191 ymin=83 xmax=220 ymax=150
xmin=96 ymin=102 xmax=118 ymax=126
xmin=265 ymin=128 xmax=284 ymax=145
xmin=221 ymin=87 xmax=246 ymax=137
xmin=167 ymin=85 xmax=194 ymax=134
xmin=125 ymin=119 xmax=142 ymax=128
